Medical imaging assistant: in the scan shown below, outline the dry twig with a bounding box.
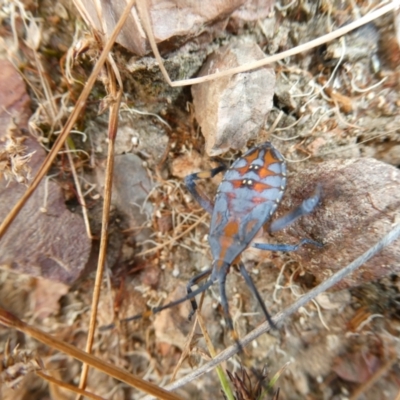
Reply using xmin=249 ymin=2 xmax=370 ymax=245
xmin=0 ymin=309 xmax=183 ymax=400
xmin=141 ymin=222 xmax=400 ymax=397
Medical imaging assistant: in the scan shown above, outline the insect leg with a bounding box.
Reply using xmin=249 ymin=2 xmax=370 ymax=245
xmin=187 ymin=268 xmax=212 ymax=320
xmin=99 ymin=279 xmax=214 ymax=331
xmin=184 ymin=164 xmax=226 ymax=214
xmin=238 ymin=262 xmax=276 ymax=329
xmin=218 ymin=273 xmax=243 ymax=351
xmin=252 ymin=238 xmax=323 ymax=252
xmin=269 ymin=184 xmax=322 ymax=233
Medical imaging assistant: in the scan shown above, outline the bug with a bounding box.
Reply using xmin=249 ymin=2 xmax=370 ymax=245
xmin=103 ymin=142 xmax=322 ymax=338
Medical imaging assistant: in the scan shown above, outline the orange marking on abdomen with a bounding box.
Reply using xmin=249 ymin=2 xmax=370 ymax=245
xmin=232 ymin=149 xmax=261 ymax=175
xmin=263 ymin=149 xmax=280 ymax=166
xmin=245 ymin=148 xmax=260 ymax=163
xmin=215 ymin=259 xmax=226 ymax=270
xmin=252 ymin=196 xmax=267 ymax=204
xmin=223 ymin=220 xmax=239 ymax=237
xmin=218 ymin=236 xmax=236 ymax=260
xmin=230 ymin=180 xmax=246 ymax=189
xmin=257 ymin=166 xmax=278 ymax=179
xmin=235 ymin=165 xmax=250 ymax=175
xmin=244 ymin=219 xmax=258 ymax=235
xmin=253 ymin=182 xmax=272 ymax=192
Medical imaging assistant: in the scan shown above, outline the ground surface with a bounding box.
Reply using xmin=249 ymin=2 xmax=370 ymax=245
xmin=0 ymin=1 xmax=400 ymax=399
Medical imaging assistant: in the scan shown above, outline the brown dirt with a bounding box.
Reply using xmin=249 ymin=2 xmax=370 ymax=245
xmin=1 ymin=1 xmax=400 ymax=400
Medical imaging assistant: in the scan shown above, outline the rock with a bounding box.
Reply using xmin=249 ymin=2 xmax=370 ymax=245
xmin=0 ymin=160 xmax=92 ymax=284
xmin=96 ymin=153 xmax=154 ymax=242
xmin=0 ymin=60 xmax=91 ymax=284
xmin=74 ymin=0 xmax=247 ymax=55
xmin=192 ymin=42 xmax=275 ymax=156
xmin=30 ymin=278 xmax=69 ymax=320
xmin=148 ymin=0 xmax=244 ymax=46
xmin=333 ymin=349 xmax=380 ymax=384
xmin=264 ymin=158 xmax=400 ymax=289
xmin=92 ymin=113 xmax=169 ymax=167
xmin=231 ymin=0 xmax=274 ymax=21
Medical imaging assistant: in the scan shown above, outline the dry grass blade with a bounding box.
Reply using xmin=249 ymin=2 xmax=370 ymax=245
xmin=65 ymin=142 xmax=92 ymax=238
xmin=197 ymin=308 xmax=235 ymax=400
xmin=0 ymin=0 xmax=137 ymax=239
xmin=262 ymin=362 xmax=289 ymax=397
xmin=0 ymin=308 xmax=184 ymax=400
xmin=272 ymin=388 xmax=280 ymax=400
xmin=36 ymin=371 xmax=105 ymax=400
xmin=141 ymin=222 xmax=400 ymax=397
xmin=137 ymin=213 xmax=208 ymax=256
xmin=348 ymin=356 xmax=397 ymax=400
xmin=138 ymin=0 xmax=400 ymax=87
xmin=77 ymin=64 xmax=123 ymax=396
xmin=196 ymin=302 xmax=216 ymax=360
xmin=226 ymin=365 xmax=273 ymax=400
xmin=170 ymin=307 xmax=201 ymax=382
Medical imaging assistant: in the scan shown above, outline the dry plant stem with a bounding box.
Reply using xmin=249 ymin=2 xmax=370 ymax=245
xmin=137 ymin=213 xmax=208 ymax=256
xmin=197 ymin=309 xmax=235 ymax=400
xmin=257 ymin=362 xmax=290 ymax=400
xmin=170 ymin=310 xmax=200 ymax=382
xmin=77 ymin=72 xmax=122 ymax=395
xmin=0 ymin=310 xmax=183 ymax=400
xmin=0 ymin=0 xmax=137 ymax=239
xmin=33 ymin=50 xmax=58 ymax=125
xmin=142 ymin=223 xmax=400 ymax=397
xmin=266 ymin=362 xmax=290 ymax=392
xmin=348 ymin=356 xmax=397 ymax=400
xmin=66 ymin=143 xmax=92 ymax=238
xmin=138 ymin=0 xmax=399 ymax=87
xmin=36 ymin=371 xmax=105 ymax=400
xmin=197 ymin=310 xmax=217 ymax=360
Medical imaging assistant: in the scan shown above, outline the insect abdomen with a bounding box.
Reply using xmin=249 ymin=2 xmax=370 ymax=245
xmin=209 ymin=142 xmax=287 ymax=263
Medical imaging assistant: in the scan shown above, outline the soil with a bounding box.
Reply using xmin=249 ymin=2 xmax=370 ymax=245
xmin=1 ymin=1 xmax=400 ymax=400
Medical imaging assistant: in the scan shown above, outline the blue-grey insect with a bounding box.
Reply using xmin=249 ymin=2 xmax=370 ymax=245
xmin=104 ymin=142 xmax=322 ymax=338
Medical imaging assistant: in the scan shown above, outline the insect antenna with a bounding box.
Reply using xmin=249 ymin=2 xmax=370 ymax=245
xmin=99 ymin=278 xmax=215 ymax=331
xmin=238 ymin=262 xmax=276 ymax=330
